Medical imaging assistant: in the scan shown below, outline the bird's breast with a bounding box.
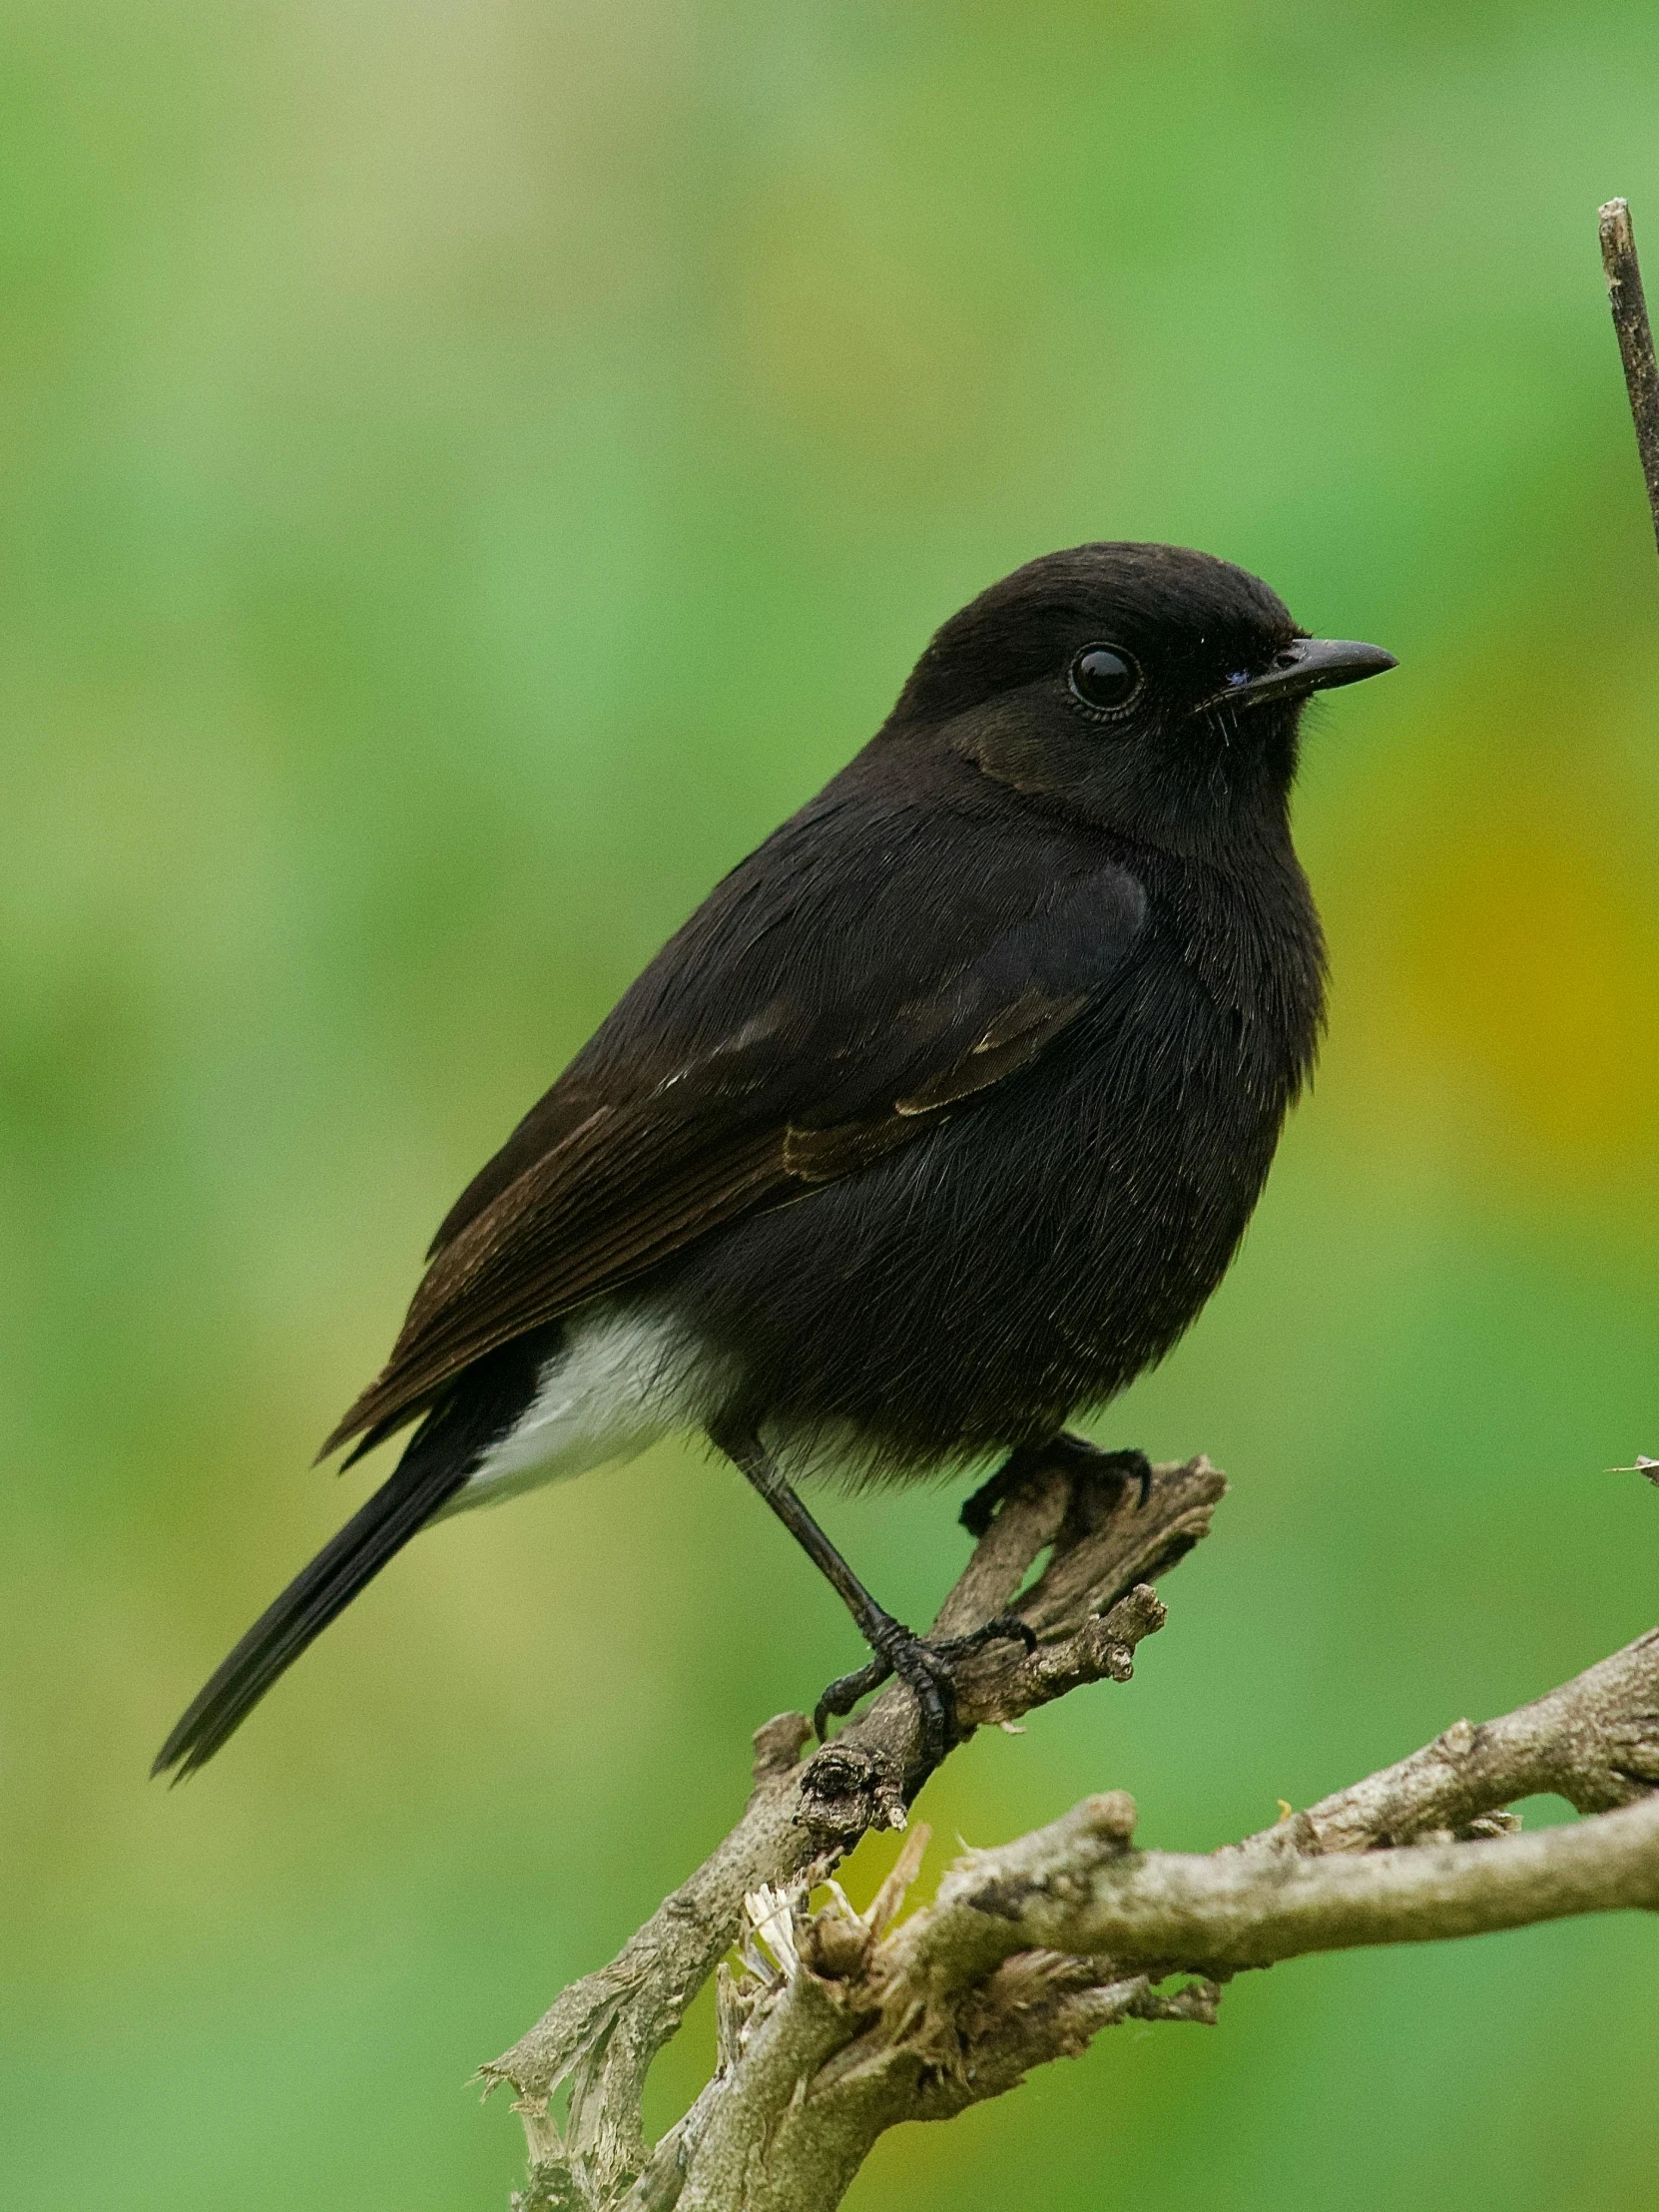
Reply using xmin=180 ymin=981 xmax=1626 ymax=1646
xmin=659 ymin=863 xmax=1321 ymax=1478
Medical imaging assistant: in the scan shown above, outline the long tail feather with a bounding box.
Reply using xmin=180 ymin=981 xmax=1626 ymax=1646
xmin=153 ymin=1343 xmax=538 ymax=1779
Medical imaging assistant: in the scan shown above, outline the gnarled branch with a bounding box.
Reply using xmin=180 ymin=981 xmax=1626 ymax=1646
xmin=480 ymin=1444 xmax=1659 ymax=2212
xmin=483 ymin=1447 xmax=1225 ymax=2209
xmin=627 ymin=1624 xmax=1659 ymax=2212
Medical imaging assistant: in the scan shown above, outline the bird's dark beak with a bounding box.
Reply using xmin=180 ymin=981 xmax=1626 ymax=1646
xmin=1219 ymin=637 xmax=1397 ymax=712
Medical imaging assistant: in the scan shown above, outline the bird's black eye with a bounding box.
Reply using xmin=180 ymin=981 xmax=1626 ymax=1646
xmin=1068 ymin=644 xmax=1142 ymax=718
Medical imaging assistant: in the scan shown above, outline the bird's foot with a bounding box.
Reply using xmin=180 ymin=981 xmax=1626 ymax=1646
xmin=960 ymin=1434 xmax=1153 ymax=1537
xmin=813 ymin=1612 xmax=1036 ymax=1765
xmin=1065 ymin=1441 xmax=1154 ymax=1515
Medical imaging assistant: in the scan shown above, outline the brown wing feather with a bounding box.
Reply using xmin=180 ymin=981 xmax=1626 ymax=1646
xmin=319 ymin=1112 xmax=787 ymax=1454
xmin=893 ymin=987 xmax=1089 ymax=1113
xmin=319 ymin=981 xmax=1095 ymax=1460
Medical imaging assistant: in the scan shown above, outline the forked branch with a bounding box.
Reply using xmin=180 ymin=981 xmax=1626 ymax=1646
xmin=480 ymin=1444 xmax=1659 ymax=2212
xmin=482 ymin=1447 xmax=1224 ymax=2208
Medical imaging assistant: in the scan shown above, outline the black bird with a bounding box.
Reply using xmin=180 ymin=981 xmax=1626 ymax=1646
xmin=155 ymin=542 xmax=1393 ymax=1779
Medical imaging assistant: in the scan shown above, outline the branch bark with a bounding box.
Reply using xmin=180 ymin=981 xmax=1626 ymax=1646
xmin=482 ymin=1444 xmax=1659 ymax=2212
xmin=633 ymin=1626 xmax=1659 ymax=2212
xmin=1600 ymin=197 xmax=1659 ymax=558
xmin=483 ymin=1447 xmax=1225 ymax=2210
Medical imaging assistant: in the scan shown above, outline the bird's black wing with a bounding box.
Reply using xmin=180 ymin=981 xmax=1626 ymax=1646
xmin=322 ymin=794 xmax=1147 ymax=1458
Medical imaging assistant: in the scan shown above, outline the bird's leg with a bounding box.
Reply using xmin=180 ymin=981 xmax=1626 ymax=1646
xmin=960 ymin=1432 xmax=1153 ymax=1537
xmin=717 ymin=1428 xmax=1033 ymax=1767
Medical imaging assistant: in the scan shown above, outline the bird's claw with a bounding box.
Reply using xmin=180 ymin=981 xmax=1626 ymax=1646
xmin=1047 ymin=1437 xmax=1152 ymax=1511
xmin=813 ymin=1654 xmax=893 ymax=1741
xmin=930 ymin=1610 xmax=1037 ymax=1662
xmin=813 ymin=1613 xmax=1036 ymax=1765
xmin=960 ymin=1435 xmax=1154 ymax=1536
xmin=1096 ymin=1446 xmax=1154 ymax=1511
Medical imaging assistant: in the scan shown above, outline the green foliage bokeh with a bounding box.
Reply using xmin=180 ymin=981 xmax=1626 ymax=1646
xmin=4 ymin=4 xmax=1659 ymax=2205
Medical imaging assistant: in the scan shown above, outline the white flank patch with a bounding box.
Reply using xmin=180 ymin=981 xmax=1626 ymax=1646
xmin=435 ymin=1298 xmax=725 ymax=1516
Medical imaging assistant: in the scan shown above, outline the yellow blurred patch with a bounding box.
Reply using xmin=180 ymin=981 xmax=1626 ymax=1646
xmin=1321 ymin=677 xmax=1659 ymax=1204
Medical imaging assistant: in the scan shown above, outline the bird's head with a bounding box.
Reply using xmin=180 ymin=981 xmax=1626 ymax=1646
xmin=887 ymin=542 xmax=1394 ymax=851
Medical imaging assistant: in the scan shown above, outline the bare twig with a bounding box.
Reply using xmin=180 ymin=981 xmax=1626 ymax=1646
xmin=908 ymin=1782 xmax=1659 ymax=1982
xmin=1234 ymin=1623 xmax=1659 ymax=1857
xmin=1599 ymin=197 xmax=1659 ymax=558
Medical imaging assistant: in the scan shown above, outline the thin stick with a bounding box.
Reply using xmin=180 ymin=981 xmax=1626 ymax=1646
xmin=1599 ymin=198 xmax=1659 ymax=560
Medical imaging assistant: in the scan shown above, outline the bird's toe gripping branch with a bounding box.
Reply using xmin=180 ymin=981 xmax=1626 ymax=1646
xmin=813 ymin=1613 xmax=1038 ymax=1761
xmin=960 ymin=1434 xmax=1153 ymax=1538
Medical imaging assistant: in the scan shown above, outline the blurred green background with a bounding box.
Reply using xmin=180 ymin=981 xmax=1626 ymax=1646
xmin=5 ymin=2 xmax=1659 ymax=2205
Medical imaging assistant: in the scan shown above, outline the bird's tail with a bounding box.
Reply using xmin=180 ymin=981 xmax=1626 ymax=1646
xmin=153 ymin=1345 xmax=538 ymax=1780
